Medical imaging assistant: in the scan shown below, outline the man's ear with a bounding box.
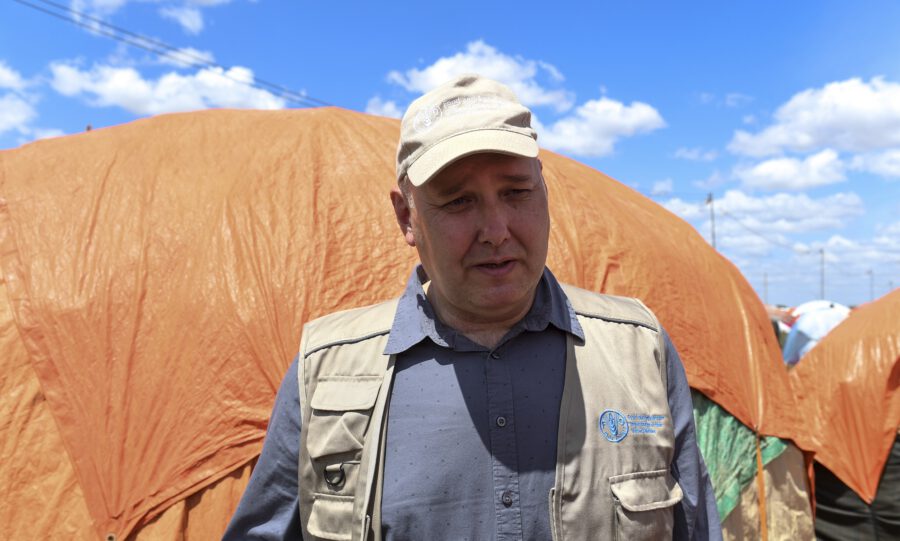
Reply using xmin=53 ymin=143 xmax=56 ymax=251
xmin=390 ymin=187 xmax=416 ymax=247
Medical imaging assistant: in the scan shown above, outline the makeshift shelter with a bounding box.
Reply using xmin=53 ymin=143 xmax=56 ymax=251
xmin=0 ymin=108 xmax=810 ymax=539
xmin=782 ymin=300 xmax=850 ymax=366
xmin=790 ymin=289 xmax=900 ymax=539
xmin=765 ymin=304 xmax=791 ymax=348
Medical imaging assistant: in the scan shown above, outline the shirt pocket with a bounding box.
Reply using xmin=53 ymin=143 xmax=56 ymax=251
xmin=609 ymin=469 xmax=684 ymax=541
xmin=306 ymin=376 xmax=383 ymax=540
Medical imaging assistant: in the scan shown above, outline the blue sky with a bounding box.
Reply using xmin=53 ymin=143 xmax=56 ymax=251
xmin=2 ymin=0 xmax=899 ymax=307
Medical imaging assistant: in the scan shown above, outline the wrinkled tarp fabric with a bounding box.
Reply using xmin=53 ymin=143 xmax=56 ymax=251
xmin=691 ymin=390 xmax=787 ymax=521
xmin=0 ymin=108 xmax=803 ymax=539
xmin=719 ymin=443 xmax=814 ymax=541
xmin=790 ymin=289 xmax=900 ymax=503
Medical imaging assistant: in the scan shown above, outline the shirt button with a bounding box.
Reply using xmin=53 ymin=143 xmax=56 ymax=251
xmin=490 ymin=351 xmax=501 ymax=359
xmin=501 ymin=491 xmax=513 ymax=507
xmin=496 ymin=416 xmax=507 ymax=427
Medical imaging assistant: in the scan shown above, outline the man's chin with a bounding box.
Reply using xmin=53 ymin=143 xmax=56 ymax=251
xmin=469 ymin=285 xmax=536 ymax=314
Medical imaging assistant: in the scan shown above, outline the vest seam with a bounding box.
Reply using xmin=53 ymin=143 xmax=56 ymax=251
xmin=304 ymin=329 xmax=392 ymax=358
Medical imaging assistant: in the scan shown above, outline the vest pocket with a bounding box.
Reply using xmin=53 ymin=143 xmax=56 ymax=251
xmin=305 ymin=376 xmax=383 ymax=539
xmin=307 ymin=376 xmax=383 ymax=459
xmin=308 ymin=493 xmax=354 ymax=541
xmin=609 ymin=469 xmax=684 ymax=541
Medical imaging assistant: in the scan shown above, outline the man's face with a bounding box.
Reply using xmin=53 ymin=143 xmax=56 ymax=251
xmin=392 ymin=153 xmax=550 ymax=325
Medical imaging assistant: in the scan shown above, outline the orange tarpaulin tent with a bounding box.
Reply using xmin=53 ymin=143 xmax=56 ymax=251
xmin=790 ymin=289 xmax=900 ymax=503
xmin=0 ymin=108 xmax=804 ymax=539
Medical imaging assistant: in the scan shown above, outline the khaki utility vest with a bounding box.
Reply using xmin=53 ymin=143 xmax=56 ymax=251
xmin=297 ymin=284 xmax=684 ymax=541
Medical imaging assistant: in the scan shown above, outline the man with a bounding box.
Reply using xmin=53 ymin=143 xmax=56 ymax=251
xmin=224 ymin=75 xmax=721 ymax=540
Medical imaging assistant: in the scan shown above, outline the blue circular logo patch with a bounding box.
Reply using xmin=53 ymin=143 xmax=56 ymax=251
xmin=598 ymin=409 xmax=629 ymax=443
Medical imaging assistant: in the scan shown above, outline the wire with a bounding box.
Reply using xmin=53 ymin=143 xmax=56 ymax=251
xmin=12 ymin=0 xmax=332 ymax=108
xmin=713 ymin=206 xmax=900 ymax=290
xmin=718 ymin=208 xmax=809 ymax=254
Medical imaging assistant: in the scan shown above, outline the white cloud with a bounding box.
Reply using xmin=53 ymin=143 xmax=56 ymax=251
xmin=873 ymin=221 xmax=900 ymax=253
xmin=664 ymin=189 xmax=865 ymax=236
xmin=71 ymin=0 xmax=128 ymax=16
xmin=719 ymin=233 xmax=782 ymax=257
xmin=729 ymin=77 xmax=900 ymax=157
xmin=0 ymin=93 xmax=36 ymax=135
xmin=187 ymin=0 xmax=233 ymax=6
xmin=877 ymin=221 xmax=900 ymax=237
xmin=535 ymin=97 xmax=665 ymax=157
xmin=379 ymin=41 xmax=666 ymax=157
xmin=674 ymin=147 xmax=717 ymax=161
xmin=157 ymin=47 xmax=215 ymax=68
xmin=850 ymin=149 xmax=900 ymax=178
xmin=365 ymin=96 xmax=403 ymax=119
xmin=720 ymin=190 xmax=864 ymax=234
xmin=724 ymin=93 xmax=752 ymax=108
xmin=0 ymin=61 xmax=26 ymax=90
xmin=662 ymin=197 xmax=705 ymax=220
xmin=29 ymin=127 xmax=66 ymax=140
xmin=538 ymin=61 xmax=565 ymax=82
xmin=691 ymin=169 xmax=728 ymax=190
xmin=72 ymin=0 xmax=232 ymax=32
xmin=387 ymin=40 xmax=574 ymax=112
xmin=50 ymin=62 xmax=285 ymax=114
xmin=734 ymin=149 xmax=846 ymax=190
xmin=651 ymin=178 xmax=673 ymax=196
xmin=742 ymin=115 xmax=756 ymax=125
xmin=0 ymin=62 xmax=61 ymax=143
xmin=697 ymin=91 xmax=752 ymax=108
xmin=160 ymin=6 xmax=204 ymax=34
xmin=816 ymin=234 xmax=900 ymax=273
xmin=664 ymin=190 xmax=871 ymax=265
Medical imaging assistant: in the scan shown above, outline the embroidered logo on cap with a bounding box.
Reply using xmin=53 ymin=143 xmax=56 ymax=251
xmin=598 ymin=409 xmax=629 ymax=443
xmin=412 ymin=94 xmax=505 ymax=134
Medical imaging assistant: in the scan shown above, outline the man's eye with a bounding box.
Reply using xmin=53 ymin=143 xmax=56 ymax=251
xmin=507 ymin=189 xmax=531 ymax=198
xmin=443 ymin=197 xmax=471 ymax=209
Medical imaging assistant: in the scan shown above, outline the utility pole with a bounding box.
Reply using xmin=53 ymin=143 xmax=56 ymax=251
xmin=819 ymin=248 xmax=825 ymax=299
xmin=763 ymin=272 xmax=768 ymax=304
xmin=706 ymin=193 xmax=716 ymax=250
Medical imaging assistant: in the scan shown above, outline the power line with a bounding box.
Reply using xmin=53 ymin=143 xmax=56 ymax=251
xmin=718 ymin=208 xmax=807 ymax=254
xmin=12 ymin=0 xmax=332 ymax=108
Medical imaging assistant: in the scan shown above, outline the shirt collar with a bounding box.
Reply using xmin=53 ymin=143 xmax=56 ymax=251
xmin=383 ymin=264 xmax=584 ymax=355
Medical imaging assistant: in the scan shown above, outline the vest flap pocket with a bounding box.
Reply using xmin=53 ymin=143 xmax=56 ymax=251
xmin=307 ymin=376 xmax=383 ymax=460
xmin=609 ymin=469 xmax=684 ymax=512
xmin=311 ymin=376 xmax=382 ymax=411
xmin=308 ymin=493 xmax=354 ymax=540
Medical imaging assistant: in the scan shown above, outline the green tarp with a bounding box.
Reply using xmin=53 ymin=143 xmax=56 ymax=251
xmin=692 ymin=390 xmax=788 ymax=520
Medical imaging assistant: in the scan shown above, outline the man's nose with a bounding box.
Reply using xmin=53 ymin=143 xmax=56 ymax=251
xmin=476 ymin=202 xmax=510 ymax=247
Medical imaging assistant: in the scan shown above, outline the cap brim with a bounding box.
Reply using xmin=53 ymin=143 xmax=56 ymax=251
xmin=407 ymin=129 xmax=539 ymax=187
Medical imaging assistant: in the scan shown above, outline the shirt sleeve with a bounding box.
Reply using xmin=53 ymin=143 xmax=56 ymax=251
xmin=222 ymin=357 xmax=303 ymax=541
xmin=664 ymin=331 xmax=724 ymax=541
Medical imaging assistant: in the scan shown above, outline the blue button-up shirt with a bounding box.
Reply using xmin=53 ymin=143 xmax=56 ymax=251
xmin=223 ymin=266 xmax=721 ymax=540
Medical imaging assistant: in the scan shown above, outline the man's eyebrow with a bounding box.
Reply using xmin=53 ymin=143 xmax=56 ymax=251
xmin=433 ymin=173 xmax=534 ymax=197
xmin=501 ymin=173 xmax=533 ymax=183
xmin=434 ymin=181 xmax=466 ymax=198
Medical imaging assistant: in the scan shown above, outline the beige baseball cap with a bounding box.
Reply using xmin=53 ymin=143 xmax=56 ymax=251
xmin=396 ymin=74 xmax=539 ymax=186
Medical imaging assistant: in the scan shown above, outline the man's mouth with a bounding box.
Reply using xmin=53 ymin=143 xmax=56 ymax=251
xmin=474 ymin=259 xmax=516 ymax=274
